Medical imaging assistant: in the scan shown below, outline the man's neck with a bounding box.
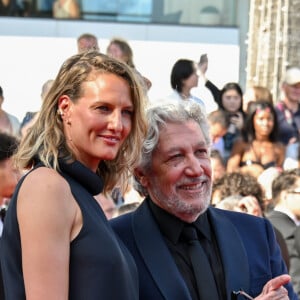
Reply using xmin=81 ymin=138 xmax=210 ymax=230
xmin=284 ymin=98 xmax=299 ymax=113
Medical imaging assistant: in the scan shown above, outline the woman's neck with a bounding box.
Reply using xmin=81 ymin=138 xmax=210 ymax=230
xmin=254 ymin=135 xmax=269 ymax=143
xmin=179 ymin=87 xmax=190 ymax=99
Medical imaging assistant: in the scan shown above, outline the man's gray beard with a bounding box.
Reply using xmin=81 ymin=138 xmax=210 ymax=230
xmin=151 ymin=184 xmax=212 ymax=218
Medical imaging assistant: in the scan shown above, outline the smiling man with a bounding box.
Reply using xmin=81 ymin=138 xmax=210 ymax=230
xmin=111 ymin=101 xmax=296 ymax=300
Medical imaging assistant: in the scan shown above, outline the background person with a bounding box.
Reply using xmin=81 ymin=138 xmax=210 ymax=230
xmin=167 ymin=58 xmax=205 ymax=112
xmin=107 ymin=37 xmax=152 ymax=91
xmin=198 ymin=55 xmax=245 ymax=162
xmin=243 ymin=85 xmax=273 ymax=112
xmin=77 ymin=33 xmax=100 ymax=54
xmin=267 ymin=168 xmax=300 ymax=297
xmin=211 ymin=172 xmax=264 ymax=216
xmin=0 ymin=132 xmax=20 ymax=230
xmin=227 ymin=100 xmax=285 ymax=178
xmin=52 ymin=0 xmax=80 ymax=19
xmin=207 ymin=109 xmax=230 ymax=161
xmin=0 ymin=85 xmax=20 ymax=137
xmin=210 ymin=149 xmax=226 ymax=182
xmin=20 ymin=79 xmax=54 ymax=138
xmin=0 ymin=132 xmax=20 ymax=300
xmin=0 ymin=51 xmax=147 ymax=300
xmin=275 ymin=67 xmax=300 ymax=145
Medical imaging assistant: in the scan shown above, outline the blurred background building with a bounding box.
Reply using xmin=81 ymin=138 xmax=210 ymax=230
xmin=246 ymin=0 xmax=300 ymax=100
xmin=2 ymin=1 xmax=299 ymax=118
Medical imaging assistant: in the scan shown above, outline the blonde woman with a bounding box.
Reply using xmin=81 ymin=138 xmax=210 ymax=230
xmin=1 ymin=51 xmax=147 ymax=299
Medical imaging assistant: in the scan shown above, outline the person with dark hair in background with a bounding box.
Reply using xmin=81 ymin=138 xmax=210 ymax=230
xmin=227 ymin=100 xmax=285 ymax=178
xmin=167 ymin=58 xmax=205 ymax=112
xmin=199 ymin=55 xmax=245 ymax=162
xmin=0 ymin=51 xmax=148 ymax=300
xmin=207 ymin=109 xmax=230 ymax=161
xmin=0 ymin=132 xmax=20 ymax=300
xmin=111 ymin=100 xmax=295 ymax=300
xmin=211 ymin=172 xmax=264 ymax=214
xmin=198 ymin=54 xmax=244 ymax=115
xmin=0 ymin=132 xmax=20 ymax=226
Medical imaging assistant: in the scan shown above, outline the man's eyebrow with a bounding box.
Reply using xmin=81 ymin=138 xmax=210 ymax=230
xmin=164 ymin=142 xmax=208 ymax=153
xmin=195 ymin=141 xmax=208 ymax=147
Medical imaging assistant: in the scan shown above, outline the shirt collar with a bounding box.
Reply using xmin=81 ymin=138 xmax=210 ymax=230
xmin=148 ymin=197 xmax=211 ymax=243
xmin=193 ymin=212 xmax=211 ymax=241
xmin=274 ymin=205 xmax=300 ymax=226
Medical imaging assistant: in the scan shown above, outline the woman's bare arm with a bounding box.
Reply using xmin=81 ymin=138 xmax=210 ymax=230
xmin=17 ymin=167 xmax=79 ymax=300
xmin=226 ymin=139 xmax=245 ymax=172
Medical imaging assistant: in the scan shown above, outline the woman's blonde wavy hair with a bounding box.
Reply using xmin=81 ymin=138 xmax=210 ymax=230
xmin=15 ymin=51 xmax=148 ymax=193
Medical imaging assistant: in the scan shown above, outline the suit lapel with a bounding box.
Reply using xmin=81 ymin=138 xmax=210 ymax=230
xmin=208 ymin=208 xmax=250 ymax=300
xmin=267 ymin=210 xmax=296 ymax=238
xmin=131 ymin=202 xmax=251 ymax=300
xmin=132 ymin=201 xmax=192 ymax=300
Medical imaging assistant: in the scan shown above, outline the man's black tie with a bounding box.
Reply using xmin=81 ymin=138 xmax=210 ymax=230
xmin=181 ymin=225 xmax=219 ymax=299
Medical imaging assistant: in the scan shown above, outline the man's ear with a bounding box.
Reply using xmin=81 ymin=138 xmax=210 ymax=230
xmin=281 ymin=190 xmax=289 ymax=202
xmin=134 ymin=167 xmax=148 ymax=187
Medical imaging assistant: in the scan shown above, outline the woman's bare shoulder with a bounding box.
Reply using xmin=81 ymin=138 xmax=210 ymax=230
xmin=17 ymin=166 xmax=77 ymax=230
xmin=22 ymin=166 xmax=68 ymax=190
xmin=275 ymin=141 xmax=286 ymax=149
xmin=273 ymin=142 xmax=286 ymax=154
xmin=18 ymin=166 xmax=73 ymax=209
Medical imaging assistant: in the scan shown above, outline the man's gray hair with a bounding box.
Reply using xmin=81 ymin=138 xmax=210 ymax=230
xmin=135 ymin=100 xmax=211 ymax=196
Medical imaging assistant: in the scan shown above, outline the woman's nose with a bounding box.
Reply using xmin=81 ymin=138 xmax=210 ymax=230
xmin=108 ymin=111 xmax=123 ymax=131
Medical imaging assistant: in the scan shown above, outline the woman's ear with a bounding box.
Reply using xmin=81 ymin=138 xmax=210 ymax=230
xmin=58 ymin=95 xmax=72 ymax=123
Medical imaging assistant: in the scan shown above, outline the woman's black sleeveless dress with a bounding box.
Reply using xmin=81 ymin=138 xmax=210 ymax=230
xmin=0 ymin=160 xmax=138 ymax=299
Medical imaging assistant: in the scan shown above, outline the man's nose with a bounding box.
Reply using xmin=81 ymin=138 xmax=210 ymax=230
xmin=185 ymin=156 xmax=204 ymax=176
